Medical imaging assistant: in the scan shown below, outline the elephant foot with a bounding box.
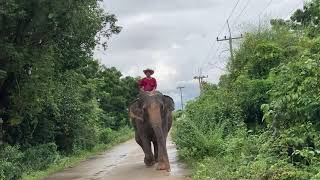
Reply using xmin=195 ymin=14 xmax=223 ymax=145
xmin=144 ymin=156 xmax=156 ymax=166
xmin=156 ymin=162 xmax=171 ymax=172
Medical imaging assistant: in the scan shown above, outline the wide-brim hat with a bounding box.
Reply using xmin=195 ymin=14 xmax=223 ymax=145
xmin=143 ymin=68 xmax=154 ymax=75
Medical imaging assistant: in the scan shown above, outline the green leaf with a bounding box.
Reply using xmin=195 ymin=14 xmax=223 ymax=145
xmin=9 ymin=115 xmax=23 ymax=126
xmin=0 ymin=70 xmax=7 ymax=79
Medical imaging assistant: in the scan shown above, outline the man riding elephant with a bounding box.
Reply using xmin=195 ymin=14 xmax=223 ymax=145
xmin=138 ymin=68 xmax=157 ymax=92
xmin=129 ymin=69 xmax=174 ymax=172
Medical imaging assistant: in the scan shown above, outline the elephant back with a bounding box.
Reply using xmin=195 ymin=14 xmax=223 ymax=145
xmin=139 ymin=90 xmax=162 ymax=97
xmin=131 ymin=92 xmax=175 ymax=112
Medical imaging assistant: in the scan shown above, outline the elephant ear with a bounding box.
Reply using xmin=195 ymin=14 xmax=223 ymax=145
xmin=129 ymin=100 xmax=144 ymax=122
xmin=163 ymin=95 xmax=175 ymax=111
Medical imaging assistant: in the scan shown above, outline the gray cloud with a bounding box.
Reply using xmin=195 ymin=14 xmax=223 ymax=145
xmin=95 ymin=0 xmax=304 ymax=109
xmin=102 ymin=0 xmax=224 ymax=16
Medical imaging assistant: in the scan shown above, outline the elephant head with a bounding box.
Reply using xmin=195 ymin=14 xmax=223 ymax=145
xmin=129 ymin=92 xmax=174 ymax=124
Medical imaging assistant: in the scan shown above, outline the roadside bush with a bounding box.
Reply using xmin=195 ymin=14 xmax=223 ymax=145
xmin=22 ymin=143 xmax=60 ymax=172
xmin=174 ymin=117 xmax=226 ymax=159
xmin=99 ymin=128 xmax=116 ymax=144
xmin=262 ymin=55 xmax=320 ymax=128
xmin=173 ymin=5 xmax=320 ymax=179
xmin=174 ymin=87 xmax=245 ymax=160
xmin=173 ymin=110 xmax=183 ymax=120
xmin=0 ymin=145 xmax=24 ymax=180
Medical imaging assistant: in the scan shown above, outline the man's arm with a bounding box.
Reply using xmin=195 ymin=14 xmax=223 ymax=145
xmin=153 ymin=78 xmax=157 ymax=91
xmin=138 ymin=79 xmax=144 ymax=91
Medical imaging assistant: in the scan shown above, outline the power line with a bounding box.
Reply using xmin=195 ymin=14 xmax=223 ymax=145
xmin=237 ymin=0 xmax=251 ymax=19
xmin=217 ymin=20 xmax=243 ymax=61
xmin=207 ymin=42 xmax=222 ymax=64
xmin=226 ymin=0 xmax=242 ymax=22
xmin=207 ymin=0 xmax=302 ymax=74
xmin=217 ymin=0 xmax=241 ymax=38
xmin=208 ymin=61 xmax=228 ymax=72
xmin=216 ymin=23 xmax=228 ymax=40
xmin=215 ymin=0 xmax=242 ymax=61
xmin=258 ymin=0 xmax=274 ymax=18
xmin=201 ymin=43 xmax=216 ymax=68
xmin=233 ymin=0 xmax=252 ymax=25
xmin=201 ymin=0 xmax=242 ymax=75
xmin=230 ymin=0 xmax=252 ymax=35
xmin=257 ymin=0 xmax=274 ymax=32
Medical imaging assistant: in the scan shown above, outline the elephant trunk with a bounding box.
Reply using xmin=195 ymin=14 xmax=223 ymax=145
xmin=147 ymin=103 xmax=170 ymax=171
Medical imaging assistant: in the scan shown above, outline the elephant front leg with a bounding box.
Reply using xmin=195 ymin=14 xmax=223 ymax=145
xmin=141 ymin=138 xmax=156 ymax=166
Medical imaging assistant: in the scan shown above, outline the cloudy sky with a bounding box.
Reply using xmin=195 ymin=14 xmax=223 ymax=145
xmin=95 ymin=0 xmax=305 ymax=109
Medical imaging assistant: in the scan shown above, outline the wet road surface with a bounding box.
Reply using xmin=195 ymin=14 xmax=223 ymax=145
xmin=43 ymin=137 xmax=190 ymax=180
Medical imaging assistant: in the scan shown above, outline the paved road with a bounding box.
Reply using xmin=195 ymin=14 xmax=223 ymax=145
xmin=44 ymin=137 xmax=190 ymax=180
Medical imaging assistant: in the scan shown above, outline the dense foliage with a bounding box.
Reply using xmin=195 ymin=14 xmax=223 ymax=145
xmin=174 ymin=1 xmax=320 ymax=179
xmin=0 ymin=0 xmax=138 ymax=179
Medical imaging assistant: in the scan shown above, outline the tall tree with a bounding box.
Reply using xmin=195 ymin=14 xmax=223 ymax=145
xmin=0 ymin=0 xmax=123 ymax=149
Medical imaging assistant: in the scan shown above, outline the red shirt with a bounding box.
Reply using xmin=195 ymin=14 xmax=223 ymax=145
xmin=139 ymin=77 xmax=157 ymax=91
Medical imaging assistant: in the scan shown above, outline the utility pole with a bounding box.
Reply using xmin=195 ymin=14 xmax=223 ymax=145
xmin=194 ymin=68 xmax=208 ymax=94
xmin=176 ymin=86 xmax=185 ymax=110
xmin=194 ymin=75 xmax=208 ymax=94
xmin=216 ymin=20 xmax=243 ymax=61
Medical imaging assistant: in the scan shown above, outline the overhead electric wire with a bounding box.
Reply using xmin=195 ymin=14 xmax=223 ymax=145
xmin=231 ymin=0 xmax=252 ymax=33
xmin=200 ymin=0 xmax=253 ymax=76
xmin=226 ymin=0 xmax=242 ymax=22
xmin=199 ymin=0 xmax=243 ymax=76
xmin=211 ymin=0 xmax=241 ymax=59
xmin=208 ymin=0 xmax=244 ymax=70
xmin=216 ymin=0 xmax=241 ymax=38
xmin=199 ymin=0 xmax=242 ymax=75
xmin=206 ymin=0 xmax=304 ymax=73
xmin=235 ymin=0 xmax=252 ymax=22
xmin=258 ymin=0 xmax=274 ymax=18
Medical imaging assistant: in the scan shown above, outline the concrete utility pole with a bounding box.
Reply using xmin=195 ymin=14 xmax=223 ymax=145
xmin=194 ymin=68 xmax=208 ymax=94
xmin=216 ymin=20 xmax=243 ymax=61
xmin=194 ymin=75 xmax=208 ymax=94
xmin=176 ymin=86 xmax=185 ymax=110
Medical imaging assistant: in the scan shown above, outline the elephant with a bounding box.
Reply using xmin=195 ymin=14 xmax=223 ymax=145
xmin=129 ymin=91 xmax=175 ymax=171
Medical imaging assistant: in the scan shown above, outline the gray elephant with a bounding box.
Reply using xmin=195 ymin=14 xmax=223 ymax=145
xmin=129 ymin=91 xmax=174 ymax=171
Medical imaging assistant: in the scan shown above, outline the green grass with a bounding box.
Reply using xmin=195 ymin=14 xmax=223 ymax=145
xmin=21 ymin=130 xmax=134 ymax=180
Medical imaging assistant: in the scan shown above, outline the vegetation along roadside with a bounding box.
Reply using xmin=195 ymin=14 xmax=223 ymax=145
xmin=173 ymin=1 xmax=320 ymax=179
xmin=0 ymin=0 xmax=138 ymax=179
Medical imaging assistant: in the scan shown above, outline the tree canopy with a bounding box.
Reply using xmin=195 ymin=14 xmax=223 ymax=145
xmin=0 ymin=1 xmax=138 ymax=179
